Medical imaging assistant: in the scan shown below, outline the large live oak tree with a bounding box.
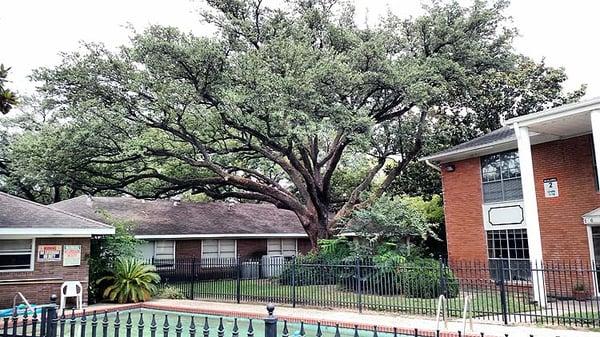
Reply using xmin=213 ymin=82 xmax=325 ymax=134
xmin=11 ymin=0 xmax=576 ymax=247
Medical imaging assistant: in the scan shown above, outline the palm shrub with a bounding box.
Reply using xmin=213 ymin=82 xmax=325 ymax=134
xmin=98 ymin=258 xmax=160 ymax=303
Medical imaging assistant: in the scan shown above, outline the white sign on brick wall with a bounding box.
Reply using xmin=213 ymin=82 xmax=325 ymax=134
xmin=543 ymin=178 xmax=559 ymax=198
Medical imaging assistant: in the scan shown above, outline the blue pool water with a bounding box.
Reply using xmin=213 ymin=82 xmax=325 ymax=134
xmin=51 ymin=308 xmax=401 ymax=337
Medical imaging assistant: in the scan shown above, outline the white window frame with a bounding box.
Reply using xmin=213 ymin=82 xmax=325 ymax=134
xmin=480 ymin=151 xmax=523 ymax=204
xmin=0 ymin=238 xmax=35 ymax=273
xmin=267 ymin=238 xmax=298 ymax=257
xmin=153 ymin=240 xmax=176 ymax=264
xmin=201 ymin=239 xmax=237 ymax=259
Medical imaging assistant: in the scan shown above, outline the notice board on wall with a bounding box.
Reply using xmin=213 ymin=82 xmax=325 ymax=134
xmin=543 ymin=177 xmax=559 ymax=198
xmin=38 ymin=245 xmax=62 ymax=262
xmin=63 ymin=245 xmax=82 ymax=266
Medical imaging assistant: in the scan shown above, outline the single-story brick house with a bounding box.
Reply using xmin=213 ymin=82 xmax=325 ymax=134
xmin=422 ymin=98 xmax=600 ymax=302
xmin=52 ymin=196 xmax=311 ymax=263
xmin=0 ymin=192 xmax=114 ymax=308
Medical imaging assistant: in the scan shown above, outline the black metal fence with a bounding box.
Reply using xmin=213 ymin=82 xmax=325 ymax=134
xmin=0 ymin=297 xmax=568 ymax=337
xmin=150 ymin=257 xmax=600 ymax=327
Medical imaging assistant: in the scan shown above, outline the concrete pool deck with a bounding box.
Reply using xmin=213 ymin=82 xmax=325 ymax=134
xmin=3 ymin=299 xmax=599 ymax=337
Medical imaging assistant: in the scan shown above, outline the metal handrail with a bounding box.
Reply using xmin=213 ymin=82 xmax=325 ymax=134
xmin=13 ymin=292 xmax=35 ymax=315
xmin=435 ymin=295 xmax=448 ymax=331
xmin=462 ymin=295 xmax=474 ymax=333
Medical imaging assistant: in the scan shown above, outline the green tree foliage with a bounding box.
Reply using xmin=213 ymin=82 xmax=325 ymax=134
xmin=0 ymin=64 xmax=18 ymax=114
xmin=89 ymin=216 xmax=144 ymax=303
xmin=392 ymin=57 xmax=585 ymax=198
xmin=3 ymin=0 xmax=583 ymax=249
xmin=347 ymin=194 xmax=439 ymax=254
xmin=98 ymin=258 xmax=160 ymax=303
xmin=25 ymin=0 xmax=517 ymax=246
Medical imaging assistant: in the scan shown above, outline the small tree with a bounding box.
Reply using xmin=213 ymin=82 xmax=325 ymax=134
xmin=347 ymin=194 xmax=438 ymax=255
xmin=89 ymin=215 xmax=144 ymax=303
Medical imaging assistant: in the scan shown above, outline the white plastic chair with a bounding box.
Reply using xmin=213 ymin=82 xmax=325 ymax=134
xmin=60 ymin=281 xmax=83 ymax=310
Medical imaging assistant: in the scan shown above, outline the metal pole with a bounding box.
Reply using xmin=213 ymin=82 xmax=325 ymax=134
xmin=292 ymin=257 xmax=297 ymax=308
xmin=264 ymin=304 xmax=277 ymax=337
xmin=439 ymin=255 xmax=447 ymax=298
xmin=190 ymin=258 xmax=196 ymax=300
xmin=498 ymin=262 xmax=509 ymax=325
xmin=355 ymin=257 xmax=363 ymax=313
xmin=236 ymin=256 xmax=242 ymax=304
xmin=46 ymin=295 xmax=58 ymax=337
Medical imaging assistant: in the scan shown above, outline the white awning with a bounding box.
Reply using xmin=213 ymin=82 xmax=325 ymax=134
xmin=583 ymin=207 xmax=600 ymax=225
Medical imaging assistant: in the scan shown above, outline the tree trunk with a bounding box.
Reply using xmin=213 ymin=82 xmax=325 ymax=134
xmin=301 ymin=214 xmax=331 ymax=251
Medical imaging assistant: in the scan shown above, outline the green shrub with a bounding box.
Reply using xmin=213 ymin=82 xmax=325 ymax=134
xmin=337 ymin=257 xmax=459 ymax=299
xmin=157 ymin=286 xmax=186 ymax=299
xmin=278 ymin=255 xmax=349 ymax=286
xmin=98 ymin=258 xmax=161 ymax=303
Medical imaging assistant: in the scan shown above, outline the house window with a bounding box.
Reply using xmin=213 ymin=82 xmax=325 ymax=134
xmin=481 ymin=151 xmax=522 ymax=203
xmin=267 ymin=239 xmax=297 ymax=257
xmin=153 ymin=240 xmax=175 ymax=264
xmin=0 ymin=239 xmax=34 ymax=271
xmin=487 ymin=229 xmax=531 ymax=281
xmin=202 ymin=239 xmax=236 ymax=259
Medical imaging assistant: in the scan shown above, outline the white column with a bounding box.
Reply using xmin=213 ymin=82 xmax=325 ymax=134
xmin=514 ymin=123 xmax=547 ymax=306
xmin=592 ymin=110 xmax=600 ymax=186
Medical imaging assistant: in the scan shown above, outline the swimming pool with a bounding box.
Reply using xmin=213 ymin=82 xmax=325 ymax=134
xmin=53 ymin=309 xmax=399 ymax=337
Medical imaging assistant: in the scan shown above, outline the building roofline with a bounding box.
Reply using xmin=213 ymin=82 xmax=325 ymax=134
xmin=135 ymin=233 xmax=308 ymax=240
xmin=1 ymin=192 xmax=115 ymax=233
xmin=505 ymin=96 xmax=600 ymax=126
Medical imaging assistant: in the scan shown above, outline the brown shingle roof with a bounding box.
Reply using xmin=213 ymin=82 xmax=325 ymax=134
xmin=0 ymin=192 xmax=113 ymax=234
xmin=52 ymin=196 xmax=306 ymax=237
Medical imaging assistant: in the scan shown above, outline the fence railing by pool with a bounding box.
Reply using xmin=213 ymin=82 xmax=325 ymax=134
xmin=0 ymin=296 xmax=562 ymax=337
xmin=149 ymin=257 xmax=600 ymax=328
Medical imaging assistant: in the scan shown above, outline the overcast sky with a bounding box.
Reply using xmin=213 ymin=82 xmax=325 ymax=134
xmin=2 ymin=0 xmax=599 ymax=98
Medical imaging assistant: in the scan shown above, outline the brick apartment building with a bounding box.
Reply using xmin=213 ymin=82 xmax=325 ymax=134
xmin=423 ymin=98 xmax=600 ymax=301
xmin=0 ymin=192 xmax=114 ymax=308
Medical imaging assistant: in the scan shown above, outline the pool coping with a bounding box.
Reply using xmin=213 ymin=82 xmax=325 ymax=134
xmin=1 ymin=301 xmax=478 ymax=337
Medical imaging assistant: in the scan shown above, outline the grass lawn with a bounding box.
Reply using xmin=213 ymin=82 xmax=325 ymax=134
xmin=182 ymin=279 xmax=536 ymax=318
xmin=555 ymin=311 xmax=600 ymax=326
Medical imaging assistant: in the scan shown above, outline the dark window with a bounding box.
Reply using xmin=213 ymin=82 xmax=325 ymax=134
xmin=487 ymin=229 xmax=531 ymax=281
xmin=0 ymin=239 xmax=33 ymax=271
xmin=481 ymin=151 xmax=523 ymax=203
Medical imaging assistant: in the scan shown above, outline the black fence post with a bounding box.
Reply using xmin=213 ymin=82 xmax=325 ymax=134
xmin=291 ymin=256 xmax=297 ymax=308
xmin=439 ymin=256 xmax=447 ymax=298
xmin=236 ymin=256 xmax=242 ymax=304
xmin=497 ymin=261 xmax=509 ymax=325
xmin=190 ymin=258 xmax=196 ymax=300
xmin=355 ymin=257 xmax=363 ymax=313
xmin=264 ymin=304 xmax=277 ymax=337
xmin=45 ymin=295 xmax=58 ymax=337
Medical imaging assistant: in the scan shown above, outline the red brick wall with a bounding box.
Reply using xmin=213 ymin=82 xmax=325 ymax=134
xmin=237 ymin=239 xmax=267 ymax=258
xmin=441 ymin=134 xmax=600 ymax=264
xmin=441 ymin=158 xmax=488 ymax=263
xmin=0 ymin=238 xmax=91 ymax=308
xmin=297 ymin=239 xmax=312 ymax=254
xmin=173 ymin=238 xmax=309 ymax=259
xmin=175 ymin=240 xmax=201 ymax=259
xmin=532 ymin=135 xmax=600 ymax=263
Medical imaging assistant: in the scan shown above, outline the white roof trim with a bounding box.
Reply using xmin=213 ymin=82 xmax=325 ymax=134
xmin=0 ymin=228 xmax=115 ymax=236
xmin=135 ymin=233 xmax=308 ymax=239
xmin=420 ymin=137 xmax=516 ymax=162
xmin=505 ymin=96 xmax=600 ymax=126
xmin=583 ymin=207 xmax=600 ymax=225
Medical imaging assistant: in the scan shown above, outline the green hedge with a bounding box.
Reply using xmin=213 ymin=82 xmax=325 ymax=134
xmin=280 ymin=257 xmax=459 ymax=299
